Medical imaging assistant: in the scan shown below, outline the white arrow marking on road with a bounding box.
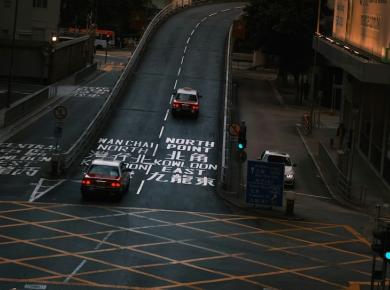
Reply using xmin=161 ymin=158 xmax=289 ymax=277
xmin=29 ymin=178 xmax=66 ymax=202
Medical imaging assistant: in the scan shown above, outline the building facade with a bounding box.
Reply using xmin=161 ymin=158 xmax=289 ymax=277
xmin=0 ymin=0 xmax=61 ymax=42
xmin=315 ymin=0 xmax=390 ymax=186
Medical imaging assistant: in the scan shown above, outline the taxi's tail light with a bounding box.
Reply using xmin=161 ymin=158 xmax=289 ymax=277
xmin=192 ymin=104 xmax=199 ymax=110
xmin=173 ymin=100 xmax=180 ymax=109
xmin=111 ymin=182 xmax=121 ymax=188
xmin=82 ymin=178 xmax=92 ymax=185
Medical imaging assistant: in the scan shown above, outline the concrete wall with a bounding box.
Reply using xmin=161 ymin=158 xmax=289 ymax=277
xmin=0 ymin=36 xmax=94 ymax=83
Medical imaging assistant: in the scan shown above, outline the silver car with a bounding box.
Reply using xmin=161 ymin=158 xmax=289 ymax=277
xmin=258 ymin=150 xmax=297 ymax=187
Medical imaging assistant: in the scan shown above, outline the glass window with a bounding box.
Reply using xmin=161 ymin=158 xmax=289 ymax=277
xmin=176 ymin=93 xmax=197 ymax=102
xmin=267 ymin=155 xmax=291 ymax=166
xmin=88 ymin=165 xmax=119 ymax=178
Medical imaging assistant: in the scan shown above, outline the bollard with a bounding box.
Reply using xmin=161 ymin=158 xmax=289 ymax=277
xmin=285 ymin=191 xmax=296 ymax=217
xmin=286 ymin=199 xmax=295 ymax=216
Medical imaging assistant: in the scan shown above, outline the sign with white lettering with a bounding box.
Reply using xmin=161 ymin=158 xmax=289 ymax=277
xmin=246 ymin=160 xmax=284 ymax=206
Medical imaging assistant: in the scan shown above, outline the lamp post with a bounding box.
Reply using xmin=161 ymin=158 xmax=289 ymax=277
xmin=308 ymin=0 xmax=322 ymax=134
xmin=6 ymin=0 xmax=19 ymax=108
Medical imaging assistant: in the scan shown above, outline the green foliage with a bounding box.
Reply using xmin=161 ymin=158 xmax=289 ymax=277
xmin=244 ymin=0 xmax=316 ymax=75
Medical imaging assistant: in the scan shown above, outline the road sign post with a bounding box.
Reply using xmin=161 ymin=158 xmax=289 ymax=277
xmin=246 ymin=160 xmax=284 ymax=207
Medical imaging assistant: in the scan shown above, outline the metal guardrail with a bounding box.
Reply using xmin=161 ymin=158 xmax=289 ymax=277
xmin=60 ymin=0 xmax=214 ymax=170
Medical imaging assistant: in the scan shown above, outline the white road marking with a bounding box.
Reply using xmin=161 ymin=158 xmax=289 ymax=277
xmin=174 ymin=79 xmax=178 ymax=90
xmin=164 ymin=109 xmax=169 ymax=121
xmin=29 ymin=179 xmax=66 ymax=202
xmin=184 ymin=46 xmax=187 ymax=54
xmin=177 ymin=67 xmax=181 ymax=76
xmin=181 ymin=55 xmax=185 ymax=65
xmin=64 ymin=231 xmax=113 ymax=283
xmin=186 ymin=37 xmax=190 ymax=44
xmin=170 ymin=94 xmax=174 ymax=104
xmin=196 ymin=23 xmax=200 ymax=28
xmin=221 ymin=8 xmax=231 ymax=12
xmin=209 ymin=12 xmax=217 ymax=16
xmin=191 ymin=29 xmax=195 ymax=36
xmin=201 ymin=17 xmax=207 ymax=22
xmin=24 ymin=285 xmax=47 ymax=289
xmin=295 ymin=192 xmax=333 ymax=200
xmin=158 ymin=126 xmax=165 ymax=139
xmin=152 ymin=144 xmax=159 ymax=157
xmin=136 ymin=180 xmax=145 ymax=195
xmin=146 ymin=164 xmax=152 ymax=175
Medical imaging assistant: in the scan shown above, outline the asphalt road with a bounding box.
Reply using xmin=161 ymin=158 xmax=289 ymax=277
xmin=0 ymin=3 xmax=374 ymax=290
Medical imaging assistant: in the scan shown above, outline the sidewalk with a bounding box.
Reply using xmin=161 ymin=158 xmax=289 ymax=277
xmin=271 ymin=79 xmax=390 ymax=218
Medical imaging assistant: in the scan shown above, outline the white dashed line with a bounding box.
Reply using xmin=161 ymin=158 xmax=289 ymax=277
xmin=186 ymin=37 xmax=190 ymax=44
xmin=177 ymin=67 xmax=181 ymax=76
xmin=164 ymin=109 xmax=169 ymax=121
xmin=158 ymin=126 xmax=165 ymax=139
xmin=201 ymin=17 xmax=207 ymax=22
xmin=136 ymin=180 xmax=145 ymax=195
xmin=184 ymin=46 xmax=187 ymax=54
xmin=181 ymin=56 xmax=185 ymax=65
xmin=170 ymin=94 xmax=174 ymax=104
xmin=196 ymin=23 xmax=200 ymax=28
xmin=191 ymin=29 xmax=195 ymax=36
xmin=209 ymin=12 xmax=217 ymax=16
xmin=174 ymin=80 xmax=178 ymax=90
xmin=152 ymin=144 xmax=159 ymax=157
xmin=221 ymin=8 xmax=231 ymax=12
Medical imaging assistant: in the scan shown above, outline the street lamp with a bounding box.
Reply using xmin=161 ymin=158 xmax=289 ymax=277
xmin=6 ymin=0 xmax=19 ymax=108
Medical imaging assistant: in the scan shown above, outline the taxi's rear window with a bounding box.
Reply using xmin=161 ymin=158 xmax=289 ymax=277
xmin=176 ymin=93 xmax=197 ymax=102
xmin=88 ymin=165 xmax=119 ymax=177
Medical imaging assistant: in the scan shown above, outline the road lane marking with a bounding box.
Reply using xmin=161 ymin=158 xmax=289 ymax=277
xmin=146 ymin=164 xmax=152 ymax=175
xmin=29 ymin=179 xmax=66 ymax=202
xmin=191 ymin=29 xmax=195 ymax=36
xmin=184 ymin=46 xmax=187 ymax=54
xmin=295 ymin=192 xmax=332 ymax=200
xmin=209 ymin=12 xmax=217 ymax=16
xmin=177 ymin=67 xmax=181 ymax=76
xmin=221 ymin=8 xmax=231 ymax=12
xmin=153 ymin=144 xmax=159 ymax=157
xmin=196 ymin=23 xmax=200 ymax=28
xmin=136 ymin=180 xmax=145 ymax=195
xmin=186 ymin=37 xmax=190 ymax=44
xmin=201 ymin=17 xmax=207 ymax=22
xmin=181 ymin=55 xmax=185 ymax=65
xmin=170 ymin=94 xmax=174 ymax=104
xmin=158 ymin=126 xmax=165 ymax=139
xmin=174 ymin=79 xmax=178 ymax=90
xmin=164 ymin=109 xmax=169 ymax=121
xmin=64 ymin=231 xmax=113 ymax=283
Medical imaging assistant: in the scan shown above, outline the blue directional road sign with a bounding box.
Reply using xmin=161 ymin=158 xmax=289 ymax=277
xmin=246 ymin=160 xmax=284 ymax=206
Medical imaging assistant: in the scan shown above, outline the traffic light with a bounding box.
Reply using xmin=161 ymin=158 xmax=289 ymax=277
xmin=372 ymin=228 xmax=390 ymax=260
xmin=237 ymin=122 xmax=247 ymax=151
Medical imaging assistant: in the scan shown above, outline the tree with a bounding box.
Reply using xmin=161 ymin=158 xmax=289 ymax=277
xmin=244 ymin=0 xmax=317 ymax=102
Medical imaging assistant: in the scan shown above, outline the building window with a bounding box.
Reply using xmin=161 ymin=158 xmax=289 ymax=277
xmin=4 ymin=0 xmax=12 ymax=8
xmin=33 ymin=0 xmax=47 ymax=8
